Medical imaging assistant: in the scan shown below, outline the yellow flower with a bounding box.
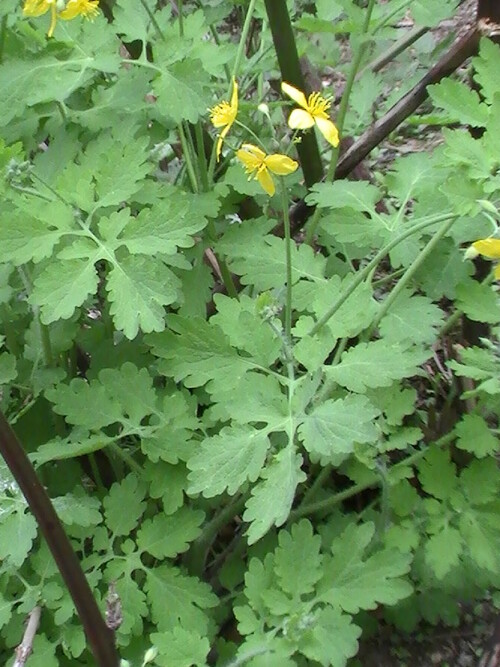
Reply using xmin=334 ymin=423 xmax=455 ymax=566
xmin=59 ymin=0 xmax=100 ymax=21
xmin=23 ymin=0 xmax=100 ymax=37
xmin=471 ymin=238 xmax=500 ymax=279
xmin=236 ymin=143 xmax=298 ymax=196
xmin=23 ymin=0 xmax=57 ymax=37
xmin=209 ymin=79 xmax=238 ymax=161
xmin=281 ymin=82 xmax=339 ymax=147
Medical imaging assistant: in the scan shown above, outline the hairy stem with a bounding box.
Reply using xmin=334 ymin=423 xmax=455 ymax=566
xmin=308 ymin=212 xmax=456 ymax=337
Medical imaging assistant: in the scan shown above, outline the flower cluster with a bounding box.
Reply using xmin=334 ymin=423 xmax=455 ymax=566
xmin=208 ymin=79 xmax=339 ymax=196
xmin=23 ymin=0 xmax=100 ymax=38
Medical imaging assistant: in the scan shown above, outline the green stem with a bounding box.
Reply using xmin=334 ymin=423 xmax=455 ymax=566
xmin=232 ymin=0 xmax=259 ymax=84
xmin=139 ymin=0 xmax=164 ymax=41
xmin=186 ymin=495 xmax=247 ymax=577
xmin=0 ymin=15 xmax=7 ymax=64
xmin=308 ymin=212 xmax=456 ymax=337
xmin=0 ymin=305 xmax=20 ymax=357
xmin=206 ymin=220 xmax=238 ymax=298
xmin=192 ymin=0 xmax=231 ymax=81
xmin=305 ymin=0 xmax=376 ymax=245
xmin=177 ymin=0 xmax=184 ymax=38
xmin=289 ymin=431 xmax=454 ymax=521
xmin=299 ymin=464 xmax=331 ymax=508
xmin=177 ymin=123 xmax=199 ymax=192
xmin=218 ymin=260 xmax=239 ymax=299
xmin=195 ymin=121 xmax=209 ymax=192
xmin=281 ymin=179 xmax=293 ymax=343
xmin=108 ymin=442 xmax=143 ymax=475
xmin=367 ymin=215 xmax=456 ymax=336
xmin=88 ymin=453 xmax=106 ymax=495
xmin=18 ymin=267 xmax=54 ymax=368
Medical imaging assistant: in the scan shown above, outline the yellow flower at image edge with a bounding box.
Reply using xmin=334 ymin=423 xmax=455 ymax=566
xmin=281 ymin=81 xmax=339 ymax=147
xmin=471 ymin=238 xmax=500 ymax=279
xmin=209 ymin=79 xmax=238 ymax=161
xmin=236 ymin=143 xmax=298 ymax=197
xmin=23 ymin=0 xmax=100 ymax=37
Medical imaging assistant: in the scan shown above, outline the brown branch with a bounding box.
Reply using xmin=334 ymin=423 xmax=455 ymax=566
xmin=13 ymin=606 xmax=41 ymax=667
xmin=287 ymin=25 xmax=480 ymax=233
xmin=0 ymin=411 xmax=119 ymax=667
xmin=335 ymin=26 xmax=480 ymax=180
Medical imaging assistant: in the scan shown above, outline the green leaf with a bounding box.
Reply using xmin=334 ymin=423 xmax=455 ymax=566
xmin=219 ymin=235 xmax=326 ymax=291
xmin=46 ymin=363 xmax=157 ymax=430
xmin=274 ymin=520 xmax=322 ymax=597
xmin=116 ymin=196 xmax=207 ymax=255
xmin=460 ymin=458 xmax=500 ymax=505
xmin=428 ymin=79 xmax=488 ymax=127
xmin=416 ymin=238 xmax=471 ymax=299
xmin=0 ymin=202 xmax=74 ymax=265
xmin=298 ymin=395 xmax=380 ymax=460
xmin=211 ymin=294 xmax=281 ymax=368
xmin=455 ymin=278 xmax=500 ymax=324
xmin=243 ymin=447 xmax=306 ymax=545
xmin=0 ymin=504 xmax=37 ymax=567
xmin=78 ymin=130 xmax=152 ymax=209
xmin=152 ymin=627 xmax=210 ymax=667
xmin=417 ymin=446 xmax=457 ymax=500
xmin=473 ymin=38 xmax=500 ymax=106
xmin=146 ymin=461 xmax=189 ymax=514
xmin=0 ymin=352 xmax=16 ymax=385
xmin=187 ymin=426 xmax=270 ymax=497
xmin=208 ymin=373 xmax=287 ymax=426
xmin=424 ymin=527 xmax=462 ymax=579
xmin=28 ymin=634 xmax=58 ymax=667
xmin=103 ymin=474 xmax=147 ymax=536
xmin=298 ymin=606 xmax=361 ymax=667
xmin=379 ymin=291 xmax=444 ymax=345
xmin=459 ymin=507 xmax=500 ymax=572
xmin=307 ymin=180 xmax=382 ymax=212
xmin=113 ymin=0 xmax=153 ymax=44
xmin=52 ymin=490 xmax=102 ymax=528
xmin=0 ymin=56 xmax=94 ymax=126
xmin=324 ymin=340 xmax=429 ymax=393
xmin=0 ymin=593 xmax=12 ymax=630
xmin=137 ymin=508 xmax=204 ymax=558
xmin=455 ymin=414 xmax=499 ymax=457
xmin=107 ymin=255 xmax=180 ymax=339
xmin=147 ymin=315 xmax=256 ymax=392
xmin=153 ymin=59 xmax=210 ymax=123
xmin=317 ymin=522 xmax=412 ymax=613
xmin=31 ymin=257 xmax=99 ymax=324
xmin=145 ymin=565 xmax=218 ymax=633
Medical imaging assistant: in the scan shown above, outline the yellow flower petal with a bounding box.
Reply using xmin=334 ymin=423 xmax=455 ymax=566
xmin=315 ymin=116 xmax=339 ymax=147
xmin=238 ymin=143 xmax=266 ymax=163
xmin=287 ymin=108 xmax=315 ymax=130
xmin=209 ymin=78 xmax=238 ymax=161
xmin=230 ymin=77 xmax=238 ymax=112
xmin=472 ymin=239 xmax=500 ymax=259
xmin=281 ymin=82 xmax=309 ymax=110
xmin=23 ymin=0 xmax=52 ymax=17
xmin=257 ymin=168 xmax=275 ymax=196
xmin=494 ymin=264 xmax=500 ymax=280
xmin=59 ymin=0 xmax=100 ymax=20
xmin=264 ymin=154 xmax=298 ymax=176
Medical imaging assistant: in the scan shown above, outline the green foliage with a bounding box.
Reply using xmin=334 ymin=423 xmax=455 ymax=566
xmin=0 ymin=2 xmax=499 ymax=666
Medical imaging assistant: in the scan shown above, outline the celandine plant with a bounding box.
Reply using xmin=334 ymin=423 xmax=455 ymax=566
xmin=0 ymin=1 xmax=499 ymax=666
